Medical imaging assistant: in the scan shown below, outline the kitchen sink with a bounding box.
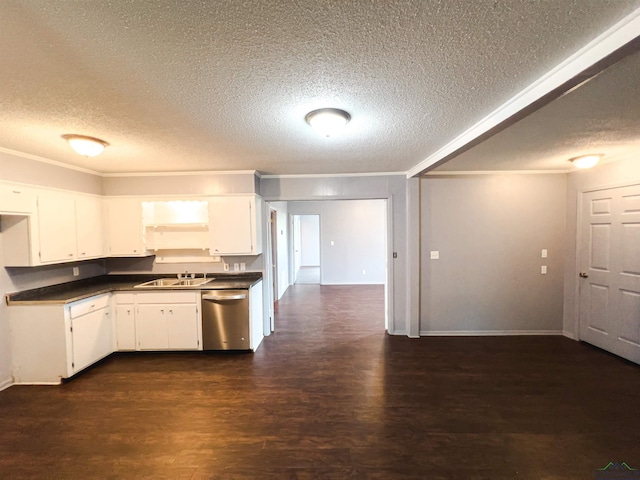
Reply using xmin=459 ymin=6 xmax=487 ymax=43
xmin=134 ymin=277 xmax=215 ymax=288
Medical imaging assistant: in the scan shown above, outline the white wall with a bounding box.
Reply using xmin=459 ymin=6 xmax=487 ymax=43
xmin=420 ymin=173 xmax=567 ymax=334
xmin=564 ymin=157 xmax=640 ymax=338
xmin=299 ymin=215 xmax=320 ymax=266
xmin=288 ymin=200 xmax=386 ymax=285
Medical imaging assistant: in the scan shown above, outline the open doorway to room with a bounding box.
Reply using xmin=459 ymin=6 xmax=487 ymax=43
xmin=292 ymin=214 xmax=320 ymax=284
xmin=265 ymin=199 xmax=389 ymax=334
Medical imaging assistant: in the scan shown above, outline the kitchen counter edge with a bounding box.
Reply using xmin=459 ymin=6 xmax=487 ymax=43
xmin=5 ymin=273 xmax=263 ymax=306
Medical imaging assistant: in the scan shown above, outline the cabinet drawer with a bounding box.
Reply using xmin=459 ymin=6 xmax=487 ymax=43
xmin=69 ymin=294 xmax=110 ymax=319
xmin=135 ymin=291 xmax=198 ymax=304
xmin=114 ymin=292 xmax=135 ymax=304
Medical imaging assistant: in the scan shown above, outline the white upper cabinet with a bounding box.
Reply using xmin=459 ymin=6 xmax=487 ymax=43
xmin=76 ymin=195 xmax=105 ymax=259
xmin=38 ymin=191 xmax=105 ymax=264
xmin=209 ymin=195 xmax=263 ymax=255
xmin=38 ymin=191 xmax=78 ymax=263
xmin=105 ymin=197 xmax=147 ymax=256
xmin=0 ymin=182 xmax=36 ymax=214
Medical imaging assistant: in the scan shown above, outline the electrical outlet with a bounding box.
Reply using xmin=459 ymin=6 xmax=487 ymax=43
xmin=541 ymin=249 xmax=548 ymax=258
xmin=233 ymin=263 xmax=239 ymax=271
xmin=72 ymin=267 xmax=79 ymax=277
xmin=240 ymin=262 xmax=246 ymax=271
xmin=223 ymin=263 xmax=229 ymax=272
xmin=541 ymin=265 xmax=547 ymax=275
xmin=430 ymin=251 xmax=440 ymax=260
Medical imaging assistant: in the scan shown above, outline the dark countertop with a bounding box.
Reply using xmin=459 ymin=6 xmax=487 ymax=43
xmin=5 ymin=273 xmax=263 ymax=305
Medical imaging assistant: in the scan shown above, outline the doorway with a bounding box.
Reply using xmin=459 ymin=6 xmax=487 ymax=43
xmin=292 ymin=214 xmax=320 ymax=284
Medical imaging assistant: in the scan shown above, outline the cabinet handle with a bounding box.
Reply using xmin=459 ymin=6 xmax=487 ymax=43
xmin=169 ymin=309 xmax=173 ymax=314
xmin=68 ymin=253 xmax=74 ymax=257
xmin=12 ymin=190 xmax=21 ymax=194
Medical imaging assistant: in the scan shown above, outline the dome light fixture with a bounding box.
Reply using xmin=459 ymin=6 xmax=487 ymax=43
xmin=305 ymin=108 xmax=351 ymax=137
xmin=569 ymin=154 xmax=602 ymax=169
xmin=62 ymin=134 xmax=109 ymax=157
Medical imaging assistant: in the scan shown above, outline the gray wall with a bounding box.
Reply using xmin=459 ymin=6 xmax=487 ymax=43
xmin=102 ymin=172 xmax=258 ymax=196
xmin=288 ymin=200 xmax=386 ymax=285
xmin=261 ymin=174 xmax=410 ymax=334
xmin=564 ymin=157 xmax=640 ymax=338
xmin=420 ymin=174 xmax=566 ymax=334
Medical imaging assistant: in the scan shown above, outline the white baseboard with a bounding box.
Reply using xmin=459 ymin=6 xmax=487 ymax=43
xmin=420 ymin=330 xmax=564 ymax=336
xmin=563 ymin=331 xmax=578 ymax=340
xmin=387 ymin=330 xmax=407 ymax=336
xmin=11 ymin=381 xmax=61 ymax=386
xmin=0 ymin=376 xmax=13 ymax=392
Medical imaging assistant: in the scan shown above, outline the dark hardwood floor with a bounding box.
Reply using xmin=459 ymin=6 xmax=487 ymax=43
xmin=1 ymin=284 xmax=639 ymax=479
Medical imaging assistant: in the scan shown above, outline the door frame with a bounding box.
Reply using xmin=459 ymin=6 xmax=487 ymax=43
xmin=265 ymin=197 xmax=392 ymax=333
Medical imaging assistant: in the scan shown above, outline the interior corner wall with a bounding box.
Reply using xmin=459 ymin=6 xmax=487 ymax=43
xmin=563 ymin=157 xmax=640 ymax=339
xmin=420 ymin=173 xmax=567 ymax=334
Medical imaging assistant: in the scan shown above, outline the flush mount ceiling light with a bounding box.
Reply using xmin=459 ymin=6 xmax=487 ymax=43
xmin=305 ymin=108 xmax=351 ymax=137
xmin=61 ymin=134 xmax=109 ymax=157
xmin=569 ymin=154 xmax=602 ymax=169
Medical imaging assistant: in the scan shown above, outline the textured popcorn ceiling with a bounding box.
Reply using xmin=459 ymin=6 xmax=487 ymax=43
xmin=0 ymin=1 xmax=639 ymax=175
xmin=434 ymin=48 xmax=640 ymax=172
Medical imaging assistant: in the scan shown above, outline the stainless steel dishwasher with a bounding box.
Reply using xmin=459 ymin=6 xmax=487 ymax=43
xmin=201 ymin=290 xmax=250 ymax=350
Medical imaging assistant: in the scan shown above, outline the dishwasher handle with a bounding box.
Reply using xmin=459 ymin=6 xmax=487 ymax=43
xmin=202 ymin=292 xmax=247 ymax=301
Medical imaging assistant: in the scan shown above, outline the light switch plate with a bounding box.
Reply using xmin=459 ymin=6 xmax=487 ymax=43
xmin=240 ymin=262 xmax=246 ymax=271
xmin=72 ymin=267 xmax=79 ymax=277
xmin=430 ymin=251 xmax=440 ymax=260
xmin=541 ymin=265 xmax=547 ymax=275
xmin=223 ymin=263 xmax=229 ymax=272
xmin=541 ymin=249 xmax=548 ymax=258
xmin=233 ymin=263 xmax=239 ymax=271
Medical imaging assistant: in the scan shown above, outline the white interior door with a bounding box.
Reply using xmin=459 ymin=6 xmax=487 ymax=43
xmin=579 ymin=184 xmax=640 ymax=364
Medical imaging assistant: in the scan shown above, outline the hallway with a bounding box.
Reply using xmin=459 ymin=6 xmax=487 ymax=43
xmin=0 ymin=285 xmax=638 ymax=479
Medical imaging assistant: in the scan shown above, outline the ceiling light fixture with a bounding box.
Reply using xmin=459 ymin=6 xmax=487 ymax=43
xmin=569 ymin=154 xmax=602 ymax=169
xmin=305 ymin=108 xmax=351 ymax=137
xmin=62 ymin=134 xmax=109 ymax=157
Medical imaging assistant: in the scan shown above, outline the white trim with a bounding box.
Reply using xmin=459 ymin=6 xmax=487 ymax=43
xmin=424 ymin=170 xmax=570 ymax=176
xmin=261 ymin=172 xmax=406 ymax=179
xmin=102 ymin=169 xmax=259 ymax=178
xmin=388 ymin=330 xmax=407 ymax=336
xmin=580 ymin=179 xmax=640 ymax=194
xmin=563 ymin=331 xmax=578 ymax=340
xmin=0 ymin=146 xmax=101 ymax=176
xmin=0 ymin=377 xmax=12 ymax=392
xmin=420 ymin=330 xmax=564 ymax=336
xmin=407 ymin=8 xmax=640 ymax=178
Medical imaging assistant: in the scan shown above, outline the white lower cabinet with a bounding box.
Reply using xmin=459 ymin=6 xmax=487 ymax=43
xmin=114 ymin=293 xmax=136 ymax=351
xmin=133 ymin=291 xmax=201 ymax=351
xmin=8 ymin=293 xmax=114 ymax=384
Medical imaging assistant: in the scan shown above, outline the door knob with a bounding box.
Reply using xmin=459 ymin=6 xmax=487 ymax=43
xmin=579 ymin=272 xmax=589 ymax=278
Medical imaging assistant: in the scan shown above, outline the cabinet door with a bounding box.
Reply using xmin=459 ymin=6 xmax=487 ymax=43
xmin=115 ymin=305 xmax=136 ymax=351
xmin=167 ymin=304 xmax=199 ymax=349
xmin=76 ymin=195 xmax=105 ymax=259
xmin=38 ymin=191 xmax=77 ymax=263
xmin=71 ymin=308 xmax=113 ymax=373
xmin=0 ymin=183 xmax=35 ymax=214
xmin=209 ymin=196 xmax=254 ymax=255
xmin=135 ymin=305 xmax=169 ymax=350
xmin=106 ymin=198 xmax=145 ymax=256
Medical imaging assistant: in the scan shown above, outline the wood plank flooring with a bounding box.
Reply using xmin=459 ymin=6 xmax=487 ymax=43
xmin=1 ymin=284 xmax=639 ymax=479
